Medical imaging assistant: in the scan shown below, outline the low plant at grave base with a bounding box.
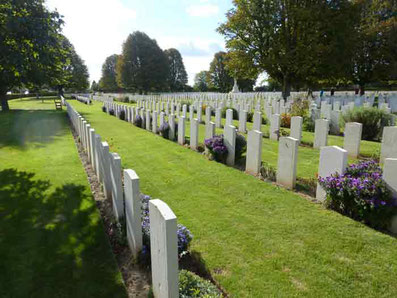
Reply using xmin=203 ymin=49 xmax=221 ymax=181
xmin=319 ymin=160 xmax=397 ymax=230
xmin=280 ymin=113 xmax=291 ymax=128
xmin=159 ymin=122 xmax=170 ymax=139
xmin=141 ymin=195 xmax=193 ymax=259
xmin=303 ymin=116 xmax=315 ymax=132
xmin=119 ymin=110 xmax=126 ymax=120
xmin=109 ymin=108 xmax=114 ymax=116
xmin=341 ymin=107 xmax=393 ymax=141
xmin=279 ymin=128 xmax=289 ymax=137
xmin=134 ymin=115 xmax=142 ymax=127
xmin=204 ymin=135 xmax=228 ymax=163
xmin=235 ymin=133 xmax=247 ymax=161
xmin=102 ymin=106 xmax=107 ymax=113
xmin=260 ymin=162 xmax=277 ymax=181
xmin=247 ymin=111 xmax=254 ymax=122
xmin=179 ymin=270 xmax=223 ymax=298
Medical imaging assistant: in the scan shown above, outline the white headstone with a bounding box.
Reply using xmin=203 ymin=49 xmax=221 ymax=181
xmin=239 ymin=110 xmax=247 ymax=133
xmin=380 ymin=126 xmax=397 ymax=163
xmin=383 ymin=158 xmax=397 ymax=199
xmin=123 ymin=169 xmax=142 ymax=257
xmin=270 ymin=114 xmax=280 ymax=141
xmin=152 ymin=111 xmax=158 ymax=134
xmin=344 ymin=122 xmax=362 ymax=158
xmin=276 ymin=137 xmax=299 ymax=189
xmin=149 ymin=199 xmax=179 ymax=298
xmin=101 ymin=142 xmax=112 ymax=199
xmin=215 ymin=108 xmax=222 ymax=128
xmin=246 ymin=130 xmax=263 ymax=175
xmin=316 ymin=146 xmax=348 ymax=201
xmin=314 ymin=119 xmax=329 ymax=148
xmin=226 ymin=109 xmax=233 ymax=126
xmin=168 ymin=114 xmax=176 ymax=141
xmin=224 ymin=125 xmax=236 ymax=166
xmin=110 ymin=153 xmax=124 ymax=220
xmin=205 ymin=121 xmax=216 ymax=140
xmin=178 ymin=116 xmax=186 ymax=145
xmin=290 ymin=116 xmax=303 ymax=144
xmin=253 ymin=111 xmax=262 ymax=131
xmin=190 ymin=118 xmax=199 ymax=150
xmin=146 ymin=110 xmax=151 ymax=131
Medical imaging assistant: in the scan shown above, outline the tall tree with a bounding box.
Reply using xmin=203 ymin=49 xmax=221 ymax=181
xmin=208 ymin=51 xmax=234 ymax=92
xmin=164 ymin=48 xmax=188 ymax=91
xmin=91 ymin=80 xmax=99 ymax=91
xmin=218 ymin=0 xmax=355 ymax=98
xmin=350 ymin=0 xmax=397 ymax=94
xmin=193 ymin=71 xmax=210 ymax=92
xmin=99 ymin=54 xmax=119 ymax=91
xmin=0 ymin=0 xmax=65 ymax=110
xmin=116 ymin=31 xmax=168 ymax=93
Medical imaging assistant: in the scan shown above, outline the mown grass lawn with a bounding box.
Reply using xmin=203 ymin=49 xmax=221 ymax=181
xmin=73 ymin=100 xmax=397 ymax=297
xmin=0 ymin=99 xmax=126 ymax=297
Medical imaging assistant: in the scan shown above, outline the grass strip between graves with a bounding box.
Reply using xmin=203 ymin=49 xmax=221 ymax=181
xmin=72 ymin=100 xmax=397 ymax=297
xmin=0 ymin=99 xmax=127 ymax=297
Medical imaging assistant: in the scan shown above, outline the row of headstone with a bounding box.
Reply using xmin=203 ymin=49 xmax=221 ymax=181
xmin=76 ymin=95 xmax=92 ymax=105
xmin=65 ymin=100 xmax=179 ymax=298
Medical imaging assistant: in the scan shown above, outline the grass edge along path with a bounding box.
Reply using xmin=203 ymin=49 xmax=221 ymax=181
xmin=0 ymin=103 xmax=127 ymax=297
xmin=72 ymin=100 xmax=397 ymax=297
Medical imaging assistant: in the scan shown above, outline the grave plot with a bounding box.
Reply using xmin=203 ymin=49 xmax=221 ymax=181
xmin=0 ymin=98 xmax=127 ymax=297
xmin=71 ymin=99 xmax=397 ymax=297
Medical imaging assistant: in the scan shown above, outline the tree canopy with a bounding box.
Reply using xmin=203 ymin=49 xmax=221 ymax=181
xmin=0 ymin=0 xmax=65 ymax=110
xmin=164 ymin=48 xmax=188 ymax=92
xmin=99 ymin=54 xmax=119 ymax=92
xmin=218 ymin=0 xmax=362 ymax=98
xmin=193 ymin=71 xmax=210 ymax=92
xmin=116 ymin=31 xmax=169 ymax=93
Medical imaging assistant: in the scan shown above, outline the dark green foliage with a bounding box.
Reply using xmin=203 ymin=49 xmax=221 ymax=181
xmin=102 ymin=106 xmax=106 ymax=113
xmin=235 ymin=133 xmax=247 ymax=161
xmin=179 ymin=270 xmax=222 ymax=298
xmin=164 ymin=48 xmax=188 ymax=91
xmin=342 ymin=107 xmax=393 ymax=141
xmin=303 ymin=117 xmax=315 ymax=132
xmin=193 ymin=71 xmax=209 ymax=92
xmin=260 ymin=162 xmax=277 ymax=181
xmin=119 ymin=110 xmax=125 ymax=121
xmin=99 ymin=54 xmax=119 ymax=92
xmin=116 ymin=31 xmax=168 ymax=93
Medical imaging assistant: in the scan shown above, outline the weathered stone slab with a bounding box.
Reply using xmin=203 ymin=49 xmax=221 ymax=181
xmin=152 ymin=111 xmax=158 ymax=134
xmin=190 ymin=118 xmax=199 ymax=150
xmin=239 ymin=110 xmax=247 ymax=133
xmin=380 ymin=126 xmax=397 ymax=163
xmin=316 ymin=146 xmax=348 ymax=201
xmin=246 ymin=130 xmax=263 ymax=175
xmin=314 ymin=119 xmax=329 ymax=148
xmin=290 ymin=116 xmax=303 ymax=144
xmin=110 ymin=153 xmax=124 ymax=220
xmin=277 ymin=137 xmax=299 ymax=189
xmin=205 ymin=121 xmax=215 ymax=140
xmin=270 ymin=114 xmax=280 ymax=141
xmin=178 ymin=116 xmax=186 ymax=145
xmin=124 ymin=169 xmax=142 ymax=257
xmin=226 ymin=109 xmax=233 ymax=126
xmin=149 ymin=199 xmax=179 ymax=298
xmin=224 ymin=125 xmax=236 ymax=166
xmin=344 ymin=122 xmax=362 ymax=158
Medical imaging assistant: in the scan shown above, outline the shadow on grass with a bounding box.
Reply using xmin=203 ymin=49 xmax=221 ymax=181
xmin=0 ymin=110 xmax=69 ymax=149
xmin=0 ymin=169 xmax=127 ymax=298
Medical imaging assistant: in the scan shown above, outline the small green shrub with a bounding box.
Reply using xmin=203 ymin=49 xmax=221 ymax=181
xmin=260 ymin=162 xmax=276 ymax=181
xmin=247 ymin=112 xmax=254 ymax=122
xmin=303 ymin=117 xmax=315 ymax=132
xmin=109 ymin=109 xmax=115 ymax=116
xmin=342 ymin=107 xmax=393 ymax=141
xmin=235 ymin=133 xmax=247 ymax=161
xmin=280 ymin=113 xmax=291 ymax=128
xmin=102 ymin=106 xmax=107 ymax=113
xmin=290 ymin=98 xmax=310 ymax=117
xmin=119 ymin=110 xmax=125 ymax=120
xmin=179 ymin=270 xmax=223 ymax=298
xmin=159 ymin=122 xmax=170 ymax=139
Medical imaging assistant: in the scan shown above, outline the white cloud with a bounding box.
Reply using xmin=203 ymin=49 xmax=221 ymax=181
xmin=186 ymin=4 xmax=219 ymax=17
xmin=46 ymin=0 xmax=137 ymax=82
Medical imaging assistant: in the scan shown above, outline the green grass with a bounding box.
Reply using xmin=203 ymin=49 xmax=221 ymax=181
xmin=0 ymin=99 xmax=127 ymax=297
xmin=73 ymin=100 xmax=397 ymax=297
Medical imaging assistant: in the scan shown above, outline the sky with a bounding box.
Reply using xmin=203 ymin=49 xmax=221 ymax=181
xmin=46 ymin=0 xmax=234 ymax=86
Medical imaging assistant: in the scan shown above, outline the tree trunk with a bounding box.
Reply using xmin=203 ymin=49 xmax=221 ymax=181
xmin=359 ymin=85 xmax=365 ymax=96
xmin=282 ymin=76 xmax=291 ymax=99
xmin=1 ymin=92 xmax=9 ymax=111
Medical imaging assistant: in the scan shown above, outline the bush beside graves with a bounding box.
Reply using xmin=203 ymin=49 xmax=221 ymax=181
xmin=341 ymin=107 xmax=393 ymax=141
xmin=319 ymin=160 xmax=397 ymax=230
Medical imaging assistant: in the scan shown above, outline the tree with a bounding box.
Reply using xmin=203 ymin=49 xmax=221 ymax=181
xmin=193 ymin=71 xmax=210 ymax=92
xmin=218 ymin=0 xmax=355 ymax=98
xmin=0 ymin=0 xmax=65 ymax=110
xmin=207 ymin=52 xmax=233 ymax=92
xmin=116 ymin=31 xmax=168 ymax=93
xmin=164 ymin=48 xmax=188 ymax=91
xmin=99 ymin=54 xmax=119 ymax=92
xmin=350 ymin=0 xmax=397 ymax=94
xmin=91 ymin=81 xmax=99 ymax=92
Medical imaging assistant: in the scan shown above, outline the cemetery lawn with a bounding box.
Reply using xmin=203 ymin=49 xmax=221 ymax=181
xmin=73 ymin=100 xmax=397 ymax=297
xmin=0 ymin=100 xmax=127 ymax=297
